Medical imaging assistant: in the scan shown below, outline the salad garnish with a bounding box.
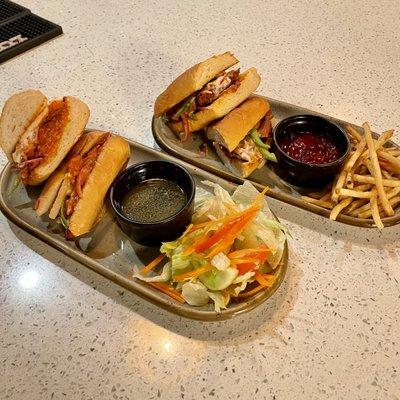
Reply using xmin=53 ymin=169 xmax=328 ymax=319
xmin=133 ymin=181 xmax=287 ymax=312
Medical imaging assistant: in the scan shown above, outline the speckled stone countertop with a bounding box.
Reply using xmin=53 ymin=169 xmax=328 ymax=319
xmin=1 ymin=1 xmax=399 ymax=399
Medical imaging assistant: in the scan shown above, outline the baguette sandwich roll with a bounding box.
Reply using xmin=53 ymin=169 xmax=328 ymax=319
xmin=35 ymin=131 xmax=130 ymax=239
xmin=206 ymin=97 xmax=276 ymax=178
xmin=154 ymin=52 xmax=261 ymax=141
xmin=0 ymin=90 xmax=89 ymax=185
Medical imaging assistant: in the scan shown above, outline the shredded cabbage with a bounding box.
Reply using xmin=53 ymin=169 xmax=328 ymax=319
xmin=171 ymin=253 xmax=205 ymax=277
xmin=231 ymin=271 xmax=255 ymax=296
xmin=200 ymin=268 xmax=238 ymax=291
xmin=181 ymin=281 xmax=209 ymax=306
xmin=211 ymin=252 xmax=230 ymax=271
xmin=132 ymin=262 xmax=171 ymax=282
xmin=208 ymin=291 xmax=230 ymax=312
xmin=133 ymin=181 xmax=287 ymax=312
xmin=232 ymin=181 xmax=286 ymax=269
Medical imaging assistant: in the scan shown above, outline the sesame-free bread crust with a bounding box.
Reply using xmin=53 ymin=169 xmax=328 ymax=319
xmin=168 ymin=67 xmax=261 ymax=136
xmin=0 ymin=90 xmax=47 ymax=161
xmin=206 ymin=97 xmax=270 ymax=152
xmin=154 ymin=51 xmax=238 ymax=117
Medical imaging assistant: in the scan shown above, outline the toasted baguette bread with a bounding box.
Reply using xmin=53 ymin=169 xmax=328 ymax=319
xmin=36 ymin=131 xmax=130 ymax=238
xmin=206 ymin=97 xmax=270 ymax=152
xmin=154 ymin=52 xmax=238 ymax=117
xmin=26 ymin=97 xmax=90 ymax=185
xmin=0 ymin=90 xmax=47 ymax=161
xmin=168 ymin=68 xmax=261 ymax=136
xmin=214 ymin=142 xmax=265 ymax=178
xmin=67 ymin=134 xmax=130 ymax=237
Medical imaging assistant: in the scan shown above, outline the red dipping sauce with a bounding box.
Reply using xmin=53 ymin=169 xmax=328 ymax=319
xmin=279 ymin=130 xmax=341 ymax=164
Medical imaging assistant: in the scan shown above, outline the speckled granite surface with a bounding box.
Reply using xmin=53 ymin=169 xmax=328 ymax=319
xmin=1 ymin=1 xmax=399 ymax=399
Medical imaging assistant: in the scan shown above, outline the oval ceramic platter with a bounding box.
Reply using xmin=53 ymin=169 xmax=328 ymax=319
xmin=152 ymin=95 xmax=400 ymax=228
xmin=0 ymin=138 xmax=288 ymax=321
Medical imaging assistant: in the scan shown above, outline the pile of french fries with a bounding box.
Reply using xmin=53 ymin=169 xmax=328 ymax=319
xmin=302 ymin=122 xmax=400 ymax=229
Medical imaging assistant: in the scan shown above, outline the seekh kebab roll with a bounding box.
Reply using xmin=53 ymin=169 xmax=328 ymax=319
xmin=35 ymin=131 xmax=130 ymax=239
xmin=0 ymin=90 xmax=90 ymax=185
xmin=206 ymin=97 xmax=276 ymax=178
xmin=154 ymin=52 xmax=261 ymax=141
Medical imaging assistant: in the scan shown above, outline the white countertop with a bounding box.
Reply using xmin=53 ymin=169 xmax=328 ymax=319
xmin=1 ymin=1 xmax=400 ymax=399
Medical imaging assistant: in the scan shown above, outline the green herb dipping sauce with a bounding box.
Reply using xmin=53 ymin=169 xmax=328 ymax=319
xmin=121 ymin=178 xmax=187 ymax=223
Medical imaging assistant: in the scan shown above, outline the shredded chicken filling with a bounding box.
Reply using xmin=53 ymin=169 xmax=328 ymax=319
xmin=65 ymin=135 xmax=109 ymax=217
xmin=232 ymin=137 xmax=262 ymax=162
xmin=217 ymin=114 xmax=273 ymax=163
xmin=16 ymin=99 xmax=69 ymax=183
xmin=196 ymin=69 xmax=240 ymax=107
xmin=167 ymin=69 xmax=240 ymax=141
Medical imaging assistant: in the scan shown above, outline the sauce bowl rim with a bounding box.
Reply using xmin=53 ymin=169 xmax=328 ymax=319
xmin=273 ymin=114 xmax=351 ymax=169
xmin=109 ymin=160 xmax=196 ymax=227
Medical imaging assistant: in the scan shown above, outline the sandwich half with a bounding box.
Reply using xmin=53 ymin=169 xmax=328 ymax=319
xmin=154 ymin=52 xmax=261 ymax=140
xmin=35 ymin=131 xmax=130 ymax=239
xmin=206 ymin=97 xmax=276 ymax=178
xmin=0 ymin=90 xmax=90 ymax=185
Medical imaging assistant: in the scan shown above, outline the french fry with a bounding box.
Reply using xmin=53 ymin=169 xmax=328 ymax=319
xmin=302 ymin=122 xmax=399 ymax=227
xmin=378 ymin=150 xmax=400 ymax=174
xmin=369 ymin=189 xmax=383 ymax=230
xmin=363 ymin=122 xmax=394 ymax=216
xmin=330 ymin=197 xmax=353 ymax=220
xmin=356 ymin=130 xmax=393 ymax=171
xmin=350 ymin=187 xmax=400 ymax=217
xmin=331 ymin=169 xmax=347 ymax=203
xmin=346 ymin=125 xmax=362 ymax=142
xmin=343 ymin=138 xmax=366 ymax=172
xmin=346 ymin=172 xmax=354 ymax=188
xmin=385 ymin=149 xmax=400 ymax=157
xmin=381 ymin=169 xmax=394 ymax=180
xmin=338 ymin=188 xmax=373 ymax=198
xmin=358 ymin=196 xmax=400 ymax=219
xmin=374 ymin=129 xmax=393 ymax=150
xmin=352 ymin=174 xmax=400 ymax=187
xmin=301 ymin=196 xmax=333 ymax=209
xmin=352 ymin=184 xmax=372 ymax=191
xmin=344 ymin=198 xmax=368 ymax=213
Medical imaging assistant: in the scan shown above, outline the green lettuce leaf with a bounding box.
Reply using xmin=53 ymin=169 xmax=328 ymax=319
xmin=133 ymin=262 xmax=171 ymax=283
xmin=181 ymin=281 xmax=209 ymax=306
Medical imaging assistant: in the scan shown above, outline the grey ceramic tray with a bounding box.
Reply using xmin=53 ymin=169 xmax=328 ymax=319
xmin=152 ymin=95 xmax=400 ymax=228
xmin=0 ymin=138 xmax=288 ymax=321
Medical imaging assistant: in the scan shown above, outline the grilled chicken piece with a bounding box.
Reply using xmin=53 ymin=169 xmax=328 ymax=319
xmin=196 ymin=69 xmax=240 ymax=107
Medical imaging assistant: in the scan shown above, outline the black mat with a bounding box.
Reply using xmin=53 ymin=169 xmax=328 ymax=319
xmin=0 ymin=0 xmax=62 ymax=63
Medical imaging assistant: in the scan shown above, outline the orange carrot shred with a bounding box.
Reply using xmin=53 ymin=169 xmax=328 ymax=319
xmin=236 ymin=284 xmax=267 ymax=298
xmin=173 ymin=264 xmax=213 ymax=282
xmin=140 ymin=254 xmax=165 ymax=276
xmin=254 ymin=273 xmax=274 ymax=287
xmin=148 ymin=282 xmax=185 ymax=303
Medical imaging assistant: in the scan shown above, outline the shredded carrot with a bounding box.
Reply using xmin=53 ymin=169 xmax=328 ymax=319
xmin=253 ymin=186 xmax=269 ymax=207
xmin=173 ymin=263 xmax=213 ymax=282
xmin=236 ymin=283 xmax=267 ymax=298
xmin=206 ymin=210 xmax=259 ymax=258
xmin=180 ymin=223 xmax=194 ymax=238
xmin=139 ymin=254 xmax=165 ymax=275
xmin=188 ymin=205 xmax=261 ymax=236
xmin=260 ymin=273 xmax=276 ymax=279
xmin=254 ymin=273 xmax=274 ymax=287
xmin=148 ymin=282 xmax=185 ymax=303
xmin=184 ymin=208 xmax=259 ymax=256
xmin=230 ymin=258 xmax=262 ymax=265
xmin=228 ymin=247 xmax=270 ymax=259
